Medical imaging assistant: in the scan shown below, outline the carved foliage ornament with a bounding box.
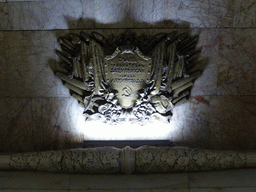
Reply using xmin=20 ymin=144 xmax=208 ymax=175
xmin=56 ymin=31 xmax=201 ymax=125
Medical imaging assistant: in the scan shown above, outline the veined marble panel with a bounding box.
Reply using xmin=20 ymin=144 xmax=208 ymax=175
xmin=4 ymin=31 xmax=69 ymax=97
xmin=0 ymin=171 xmax=70 ymax=190
xmin=7 ymin=1 xmax=32 ymax=30
xmin=1 ymin=0 xmax=250 ymax=30
xmin=1 ymin=0 xmax=256 ymax=30
xmin=189 ymin=169 xmax=256 ymax=188
xmin=0 ymin=98 xmax=33 ymax=152
xmin=80 ymin=0 xmax=95 ymax=28
xmin=7 ymin=0 xmax=84 ymax=30
xmin=5 ymin=62 xmax=70 ymax=97
xmin=2 ymin=0 xmax=239 ymax=30
xmin=0 ymin=32 xmax=7 ymax=97
xmin=0 ymin=99 xmax=7 ymax=142
xmin=210 ymin=96 xmax=256 ymax=150
xmin=94 ymin=0 xmax=130 ymax=28
xmin=190 ymin=29 xmax=218 ymax=96
xmin=32 ymin=97 xmax=85 ymax=151
xmin=190 ymin=188 xmax=256 ymax=192
xmin=69 ymin=190 xmax=189 ymax=192
xmin=218 ymin=29 xmax=256 ymax=95
xmin=0 ymin=3 xmax=9 ymax=29
xmin=129 ymin=0 xmax=166 ymax=28
xmin=70 ymin=173 xmax=188 ymax=189
xmin=169 ymin=96 xmax=211 ymax=148
xmin=70 ymin=190 xmax=189 ymax=192
xmin=165 ymin=0 xmax=235 ymax=28
xmin=234 ymin=0 xmax=256 ymax=27
xmin=7 ymin=0 xmax=52 ymax=1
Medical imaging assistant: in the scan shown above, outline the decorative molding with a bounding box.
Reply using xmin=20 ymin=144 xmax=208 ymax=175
xmin=0 ymin=146 xmax=255 ymax=174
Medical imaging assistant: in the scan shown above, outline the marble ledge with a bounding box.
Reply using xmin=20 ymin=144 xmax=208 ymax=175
xmin=1 ymin=146 xmax=256 ymax=174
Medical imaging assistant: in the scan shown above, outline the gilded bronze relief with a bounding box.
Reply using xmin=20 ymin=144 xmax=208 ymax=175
xmin=56 ymin=31 xmax=201 ymax=125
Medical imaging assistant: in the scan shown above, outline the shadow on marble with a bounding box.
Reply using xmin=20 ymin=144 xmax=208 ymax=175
xmin=0 ymin=3 xmax=9 ymax=29
xmin=72 ymin=190 xmax=188 ymax=192
xmin=0 ymin=171 xmax=70 ymax=190
xmin=69 ymin=190 xmax=189 ymax=192
xmin=70 ymin=173 xmax=189 ymax=190
xmin=210 ymin=96 xmax=256 ymax=150
xmin=3 ymin=31 xmax=70 ymax=97
xmin=169 ymin=95 xmax=211 ymax=149
xmin=1 ymin=0 xmax=237 ymax=30
xmin=6 ymin=0 xmax=88 ymax=30
xmin=0 ymin=98 xmax=33 ymax=153
xmin=190 ymin=29 xmax=218 ymax=96
xmin=0 ymin=32 xmax=7 ymax=97
xmin=31 ymin=97 xmax=85 ymax=152
xmin=188 ymin=169 xmax=256 ymax=188
xmin=1 ymin=18 xmax=210 ymax=99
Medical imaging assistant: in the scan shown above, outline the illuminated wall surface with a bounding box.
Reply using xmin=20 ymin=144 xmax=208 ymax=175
xmin=0 ymin=0 xmax=256 ymax=152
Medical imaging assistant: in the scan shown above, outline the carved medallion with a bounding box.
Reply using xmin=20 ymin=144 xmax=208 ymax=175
xmin=55 ymin=31 xmax=201 ymax=125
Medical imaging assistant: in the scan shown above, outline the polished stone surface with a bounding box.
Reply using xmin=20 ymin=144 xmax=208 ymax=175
xmin=31 ymin=97 xmax=85 ymax=152
xmin=0 ymin=0 xmax=256 ymax=152
xmin=0 ymin=98 xmax=33 ymax=152
xmin=210 ymin=96 xmax=256 ymax=150
xmin=234 ymin=0 xmax=256 ymax=28
xmin=189 ymin=169 xmax=256 ymax=188
xmin=0 ymin=169 xmax=256 ymax=191
xmin=218 ymin=29 xmax=256 ymax=95
xmin=165 ymin=0 xmax=235 ymax=28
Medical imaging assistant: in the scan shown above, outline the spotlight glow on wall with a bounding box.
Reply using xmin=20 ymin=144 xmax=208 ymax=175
xmin=69 ymin=99 xmax=185 ymax=141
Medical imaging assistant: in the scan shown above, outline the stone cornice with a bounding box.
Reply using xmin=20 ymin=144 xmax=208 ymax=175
xmin=0 ymin=146 xmax=255 ymax=174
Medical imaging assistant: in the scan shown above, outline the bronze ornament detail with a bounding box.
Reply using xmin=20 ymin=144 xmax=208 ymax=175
xmin=56 ymin=31 xmax=201 ymax=125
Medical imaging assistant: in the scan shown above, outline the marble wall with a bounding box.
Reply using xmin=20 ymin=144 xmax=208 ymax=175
xmin=0 ymin=0 xmax=256 ymax=152
xmin=1 ymin=169 xmax=256 ymax=191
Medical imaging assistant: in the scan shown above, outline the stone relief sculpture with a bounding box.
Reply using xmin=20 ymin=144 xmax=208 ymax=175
xmin=55 ymin=31 xmax=201 ymax=125
xmin=1 ymin=146 xmax=255 ymax=175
